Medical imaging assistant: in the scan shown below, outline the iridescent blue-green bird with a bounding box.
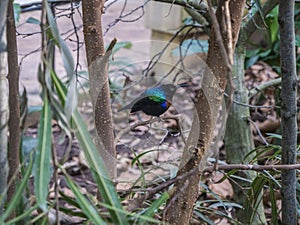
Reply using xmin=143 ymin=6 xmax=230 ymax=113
xmin=119 ymin=84 xmax=181 ymax=117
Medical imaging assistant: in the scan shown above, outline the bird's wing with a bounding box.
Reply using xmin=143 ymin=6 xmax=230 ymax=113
xmin=118 ymin=92 xmax=147 ymax=112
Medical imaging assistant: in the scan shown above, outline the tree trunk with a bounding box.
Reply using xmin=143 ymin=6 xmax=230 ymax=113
xmin=0 ymin=0 xmax=9 ymax=215
xmin=225 ymin=47 xmax=266 ymax=224
xmin=278 ymin=0 xmax=297 ymax=224
xmin=7 ymin=0 xmax=21 ymax=218
xmin=224 ymin=1 xmax=278 ymax=223
xmin=82 ymin=0 xmax=116 ymax=178
xmin=163 ymin=0 xmax=246 ymax=224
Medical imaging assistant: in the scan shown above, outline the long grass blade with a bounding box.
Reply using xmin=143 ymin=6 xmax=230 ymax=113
xmin=1 ymin=153 xmax=34 ymax=222
xmin=51 ymin=71 xmax=129 ymax=225
xmin=61 ymin=167 xmax=107 ymax=224
xmin=140 ymin=192 xmax=169 ymax=225
xmin=34 ymin=95 xmax=52 ymax=212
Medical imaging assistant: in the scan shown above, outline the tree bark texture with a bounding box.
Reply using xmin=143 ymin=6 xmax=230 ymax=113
xmin=223 ymin=1 xmax=279 ymax=223
xmin=7 ymin=0 xmax=21 ymax=215
xmin=225 ymin=47 xmax=266 ymax=224
xmin=278 ymin=0 xmax=297 ymax=224
xmin=0 ymin=0 xmax=9 ymax=216
xmin=82 ymin=0 xmax=116 ymax=178
xmin=163 ymin=0 xmax=246 ymax=224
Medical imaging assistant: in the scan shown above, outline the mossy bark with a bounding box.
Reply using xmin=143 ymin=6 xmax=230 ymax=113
xmin=225 ymin=47 xmax=267 ymax=224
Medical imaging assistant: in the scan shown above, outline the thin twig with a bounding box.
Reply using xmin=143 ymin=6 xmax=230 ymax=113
xmin=224 ymin=92 xmax=279 ymax=109
xmin=248 ymin=118 xmax=269 ymax=146
xmin=204 ymin=163 xmax=300 ymax=172
xmin=104 ymin=0 xmax=150 ymax=35
xmin=248 ymin=75 xmax=300 ymax=98
xmin=224 ymin=0 xmax=233 ymax=65
xmin=129 ymin=161 xmax=300 ymax=207
xmin=70 ymin=0 xmax=81 ymax=76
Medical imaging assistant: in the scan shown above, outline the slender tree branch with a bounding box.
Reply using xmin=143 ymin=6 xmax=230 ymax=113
xmin=249 ymin=77 xmax=282 ymax=97
xmin=184 ymin=7 xmax=210 ymax=34
xmin=224 ymin=0 xmax=233 ymax=65
xmin=204 ymin=163 xmax=300 ymax=172
xmin=207 ymin=0 xmax=231 ymax=71
xmin=151 ymin=0 xmax=211 ymax=24
xmin=130 ymin=161 xmax=300 ymax=208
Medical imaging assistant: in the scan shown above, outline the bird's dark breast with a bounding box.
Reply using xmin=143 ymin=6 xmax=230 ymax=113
xmin=130 ymin=97 xmax=171 ymax=117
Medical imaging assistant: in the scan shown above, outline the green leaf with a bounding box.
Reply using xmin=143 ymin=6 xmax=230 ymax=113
xmin=13 ymin=3 xmax=21 ymax=25
xmin=246 ymin=175 xmax=267 ymax=223
xmin=296 ymin=35 xmax=300 ymax=47
xmin=270 ymin=183 xmax=279 ymax=225
xmin=0 ymin=153 xmax=34 ymax=222
xmin=295 ymin=21 xmax=300 ymax=29
xmin=21 ymin=135 xmax=38 ymax=163
xmin=44 ymin=1 xmax=74 ymax=79
xmin=61 ymin=168 xmax=107 ymax=224
xmin=209 ymin=202 xmax=242 ymax=209
xmin=246 ymin=48 xmax=260 ymax=58
xmin=172 ymin=39 xmax=209 ymax=56
xmin=5 ymin=204 xmax=38 ymax=225
xmin=131 ymin=149 xmax=158 ymax=166
xmin=258 ymin=48 xmax=272 ymax=58
xmin=72 ymin=110 xmax=129 ymax=224
xmin=108 ymin=41 xmax=132 ymax=55
xmin=265 ymin=6 xmax=279 ymax=43
xmin=245 ymin=54 xmax=260 ymax=68
xmin=139 ymin=192 xmax=169 ymax=224
xmin=51 ymin=72 xmax=129 ymax=225
xmin=34 ymin=95 xmax=52 ymax=212
xmin=65 ymin=76 xmax=78 ymax=121
xmin=44 ymin=0 xmax=77 ymax=119
xmin=266 ymin=133 xmax=282 ymax=140
xmin=262 ymin=170 xmax=281 ymax=188
xmin=193 ymin=210 xmax=215 ymax=225
xmin=25 ymin=17 xmax=40 ymax=25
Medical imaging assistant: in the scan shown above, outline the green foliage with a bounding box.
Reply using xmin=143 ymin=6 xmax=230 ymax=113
xmin=139 ymin=192 xmax=169 ymax=224
xmin=61 ymin=167 xmax=107 ymax=225
xmin=25 ymin=17 xmax=40 ymax=25
xmin=13 ymin=3 xmax=21 ymax=25
xmin=225 ymin=139 xmax=300 ymax=223
xmin=245 ymin=4 xmax=300 ymax=72
xmin=0 ymin=153 xmax=35 ymax=223
xmin=245 ymin=6 xmax=280 ymax=71
xmin=3 ymin=1 xmax=147 ymax=224
xmin=51 ymin=71 xmax=129 ymax=224
xmin=34 ymin=95 xmax=52 ymax=212
xmin=107 ymin=41 xmax=132 ymax=55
